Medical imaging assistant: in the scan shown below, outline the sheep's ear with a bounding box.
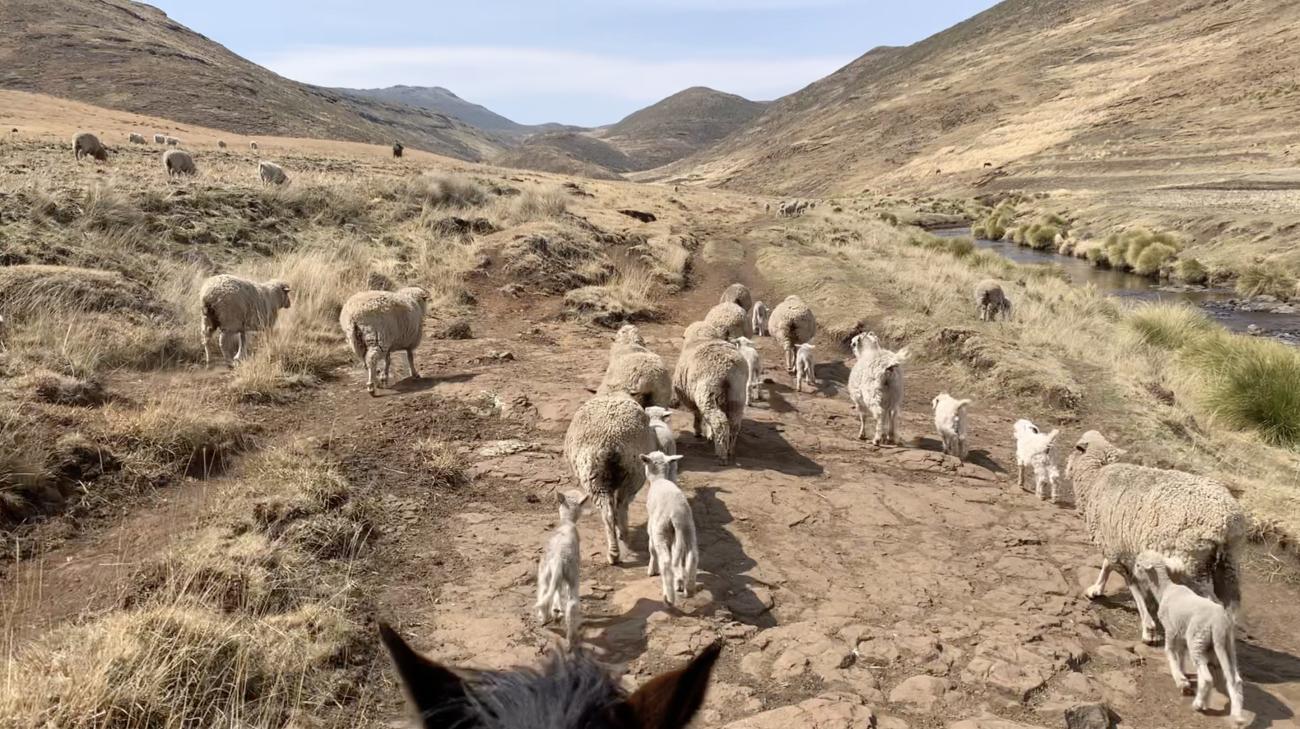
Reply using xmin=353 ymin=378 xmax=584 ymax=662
xmin=1074 ymin=441 xmax=1088 ymax=454
xmin=576 ymin=493 xmax=590 ymax=507
xmin=666 ymin=455 xmax=684 ymax=463
xmin=623 ymin=640 xmax=722 ymax=729
xmin=639 ymin=454 xmax=653 ymax=465
xmin=1046 ymin=429 xmax=1060 ymax=443
xmin=896 ymin=347 xmax=910 ymax=361
xmin=931 ymin=396 xmax=940 ymax=409
xmin=378 ymin=623 xmax=468 ymax=728
xmin=554 ymin=491 xmax=567 ymax=507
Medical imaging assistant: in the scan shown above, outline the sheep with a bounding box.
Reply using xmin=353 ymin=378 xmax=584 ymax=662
xmin=163 ymin=149 xmax=197 ymax=177
xmin=379 ymin=622 xmax=721 ymax=729
xmin=751 ymin=301 xmax=769 ymax=337
xmin=392 ymin=141 xmax=404 ymax=158
xmin=152 ymin=133 xmax=165 ymax=144
xmin=672 ymin=338 xmax=747 ymax=465
xmin=563 ymin=394 xmax=657 ymax=564
xmin=704 ymin=302 xmax=747 ymax=339
xmin=794 ymin=343 xmax=817 ymax=393
xmin=339 ymin=287 xmax=430 ymax=396
xmin=640 ymin=451 xmax=698 ymax=606
xmin=165 ymin=136 xmax=179 ymax=146
xmin=848 ymin=337 xmax=909 ymax=445
xmin=609 ymin=323 xmax=648 ymax=359
xmin=1133 ymin=551 xmax=1245 ymax=725
xmin=683 ymin=320 xmax=725 ymax=345
xmin=975 ymin=279 xmax=1012 ymax=321
xmin=128 ymin=133 xmax=146 ymax=144
xmin=534 ymin=490 xmax=588 ymax=645
xmin=931 ymin=393 xmax=972 ymax=460
xmin=777 ymin=201 xmax=791 ymax=217
xmin=199 ymin=274 xmax=291 ymax=367
xmin=850 ymin=331 xmax=880 ymax=358
xmin=767 ymin=295 xmax=817 ymax=372
xmin=249 ymin=141 xmax=258 ymax=151
xmin=0 ymin=313 xmax=7 ymax=350
xmin=258 ymin=160 xmax=289 ymax=186
xmin=720 ymin=283 xmax=753 ymax=314
xmin=1066 ymin=430 xmax=1249 ymax=644
xmin=731 ymin=336 xmax=762 ymax=405
xmin=645 ymin=406 xmax=677 ymax=457
xmin=598 ymin=348 xmax=671 ymax=407
xmin=1014 ymin=419 xmax=1061 ymax=501
xmin=217 ymin=140 xmax=227 ymax=149
xmin=72 ymin=132 xmax=109 ymax=162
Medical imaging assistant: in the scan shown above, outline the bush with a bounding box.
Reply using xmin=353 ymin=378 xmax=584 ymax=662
xmin=1024 ymin=224 xmax=1059 ymax=250
xmin=1125 ymin=304 xmax=1215 ymax=350
xmin=1183 ymin=333 xmax=1300 ymax=446
xmin=1236 ymin=265 xmax=1296 ymax=299
xmin=1174 ymin=257 xmax=1208 ymax=285
xmin=1133 ymin=242 xmax=1176 ymax=276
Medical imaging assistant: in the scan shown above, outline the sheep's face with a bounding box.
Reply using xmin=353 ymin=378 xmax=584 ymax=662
xmin=615 ymin=324 xmax=644 ymax=346
xmin=644 ymin=406 xmax=673 ymax=423
xmin=269 ymin=281 xmax=292 ymax=309
xmin=556 ymin=489 xmax=588 ymax=523
xmin=731 ymin=336 xmax=753 ymax=349
xmin=1013 ymin=419 xmax=1040 ymax=440
xmin=639 ymin=451 xmax=683 ymax=480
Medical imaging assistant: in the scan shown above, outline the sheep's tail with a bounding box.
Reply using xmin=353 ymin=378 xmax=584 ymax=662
xmin=346 ymin=323 xmax=367 ymax=363
xmin=1211 ymin=543 xmax=1242 ymax=614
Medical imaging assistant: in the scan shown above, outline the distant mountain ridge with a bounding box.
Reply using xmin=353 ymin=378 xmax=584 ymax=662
xmin=337 ymin=85 xmax=579 ymax=140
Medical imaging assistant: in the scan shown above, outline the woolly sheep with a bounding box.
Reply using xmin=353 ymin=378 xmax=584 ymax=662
xmin=72 ymin=132 xmax=109 ymax=162
xmin=564 ymin=394 xmax=656 ymax=565
xmin=1066 ymin=430 xmax=1248 ymax=644
xmin=199 ymin=274 xmax=291 ymax=367
xmin=393 ymin=142 xmax=404 ymax=158
xmin=598 ymin=349 xmax=671 ymax=407
xmin=720 ymin=283 xmax=753 ymax=315
xmin=128 ymin=132 xmax=146 ymax=144
xmin=534 ymin=490 xmax=588 ymax=645
xmin=767 ymin=295 xmax=817 ymax=372
xmin=217 ymin=140 xmax=227 ymax=149
xmin=794 ymin=343 xmax=817 ymax=393
xmin=750 ymin=301 xmax=769 ymax=337
xmin=258 ymin=160 xmax=289 ymax=186
xmin=163 ymin=149 xmax=197 ymax=177
xmin=683 ymin=320 xmax=726 ymax=345
xmin=609 ymin=323 xmax=648 ymax=360
xmin=703 ymin=302 xmax=747 ymax=339
xmin=152 ymin=133 xmax=165 ymax=144
xmin=339 ymin=287 xmax=430 ymax=395
xmin=975 ymin=279 xmax=1012 ymax=321
xmin=249 ymin=141 xmax=258 ymax=150
xmin=932 ymin=393 xmax=972 ymax=460
xmin=1133 ymin=551 xmax=1245 ymax=726
xmin=672 ymin=338 xmax=747 ymax=465
xmin=1014 ymin=419 xmax=1061 ymax=501
xmin=850 ymin=331 xmax=880 ymax=359
xmin=848 ymin=337 xmax=909 ymax=445
xmin=640 ymin=451 xmax=698 ymax=606
xmin=731 ymin=336 xmax=762 ymax=405
xmin=165 ymin=136 xmax=179 ymax=146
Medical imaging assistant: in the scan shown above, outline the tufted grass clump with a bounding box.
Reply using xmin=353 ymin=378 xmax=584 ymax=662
xmin=1235 ymin=265 xmax=1296 ymax=300
xmin=1182 ymin=333 xmax=1300 ymax=446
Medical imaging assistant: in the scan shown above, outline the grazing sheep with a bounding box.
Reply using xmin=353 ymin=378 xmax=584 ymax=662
xmin=751 ymin=301 xmax=769 ymax=337
xmin=683 ymin=320 xmax=726 ymax=345
xmin=392 ymin=141 xmax=404 ymax=158
xmin=720 ymin=283 xmax=753 ymax=314
xmin=72 ymin=132 xmax=109 ymax=162
xmin=1134 ymin=551 xmax=1245 ymax=726
xmin=128 ymin=133 xmax=146 ymax=144
xmin=731 ymin=336 xmax=762 ymax=405
xmin=975 ymin=279 xmax=1012 ymax=321
xmin=848 ymin=337 xmax=909 ymax=445
xmin=672 ymin=339 xmax=747 ymax=465
xmin=704 ymin=302 xmax=747 ymax=339
xmin=767 ymin=295 xmax=817 ymax=372
xmin=534 ymin=490 xmax=588 ymax=645
xmin=777 ymin=201 xmax=791 ymax=217
xmin=199 ymin=274 xmax=291 ymax=367
xmin=645 ymin=406 xmax=677 ymax=457
xmin=217 ymin=140 xmax=227 ymax=149
xmin=249 ymin=141 xmax=258 ymax=151
xmin=165 ymin=136 xmax=179 ymax=146
xmin=931 ymin=393 xmax=972 ymax=460
xmin=1066 ymin=430 xmax=1248 ymax=644
xmin=339 ymin=287 xmax=430 ymax=395
xmin=640 ymin=451 xmax=698 ymax=606
xmin=563 ymin=395 xmax=657 ymax=564
xmin=794 ymin=343 xmax=817 ymax=392
xmin=1014 ymin=419 xmax=1061 ymax=501
xmin=379 ymin=622 xmax=721 ymax=729
xmin=598 ymin=348 xmax=671 ymax=407
xmin=258 ymin=160 xmax=289 ymax=186
xmin=152 ymin=133 xmax=165 ymax=144
xmin=163 ymin=149 xmax=197 ymax=177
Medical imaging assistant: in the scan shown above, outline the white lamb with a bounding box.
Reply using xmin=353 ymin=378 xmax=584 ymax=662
xmin=931 ymin=393 xmax=972 ymax=460
xmin=794 ymin=343 xmax=816 ymax=392
xmin=731 ymin=336 xmax=762 ymax=405
xmin=644 ymin=406 xmax=677 ymax=457
xmin=199 ymin=274 xmax=292 ymax=367
xmin=534 ymin=490 xmax=588 ymax=645
xmin=1013 ymin=419 xmax=1061 ymax=502
xmin=640 ymin=451 xmax=698 ymax=607
xmin=751 ymin=301 xmax=769 ymax=337
xmin=848 ymin=335 xmax=909 ymax=445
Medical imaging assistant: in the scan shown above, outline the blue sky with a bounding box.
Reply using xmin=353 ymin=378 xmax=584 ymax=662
xmin=151 ymin=1 xmax=1000 ymax=127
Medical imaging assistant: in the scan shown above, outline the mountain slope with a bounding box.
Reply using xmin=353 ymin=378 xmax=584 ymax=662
xmin=339 ymin=85 xmax=576 ymax=140
xmin=597 ymin=86 xmax=766 ymax=170
xmin=492 ymin=132 xmax=634 ymax=180
xmin=0 ymin=0 xmax=503 ymax=160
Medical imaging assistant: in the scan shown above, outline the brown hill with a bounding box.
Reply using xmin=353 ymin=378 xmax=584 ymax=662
xmin=492 ymin=132 xmax=634 ymax=180
xmin=596 ymin=86 xmax=766 ymax=170
xmin=0 ymin=0 xmax=503 ymax=160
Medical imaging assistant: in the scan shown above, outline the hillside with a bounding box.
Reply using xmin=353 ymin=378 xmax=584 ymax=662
xmin=492 ymin=131 xmax=636 ymax=180
xmin=339 ymin=85 xmax=577 ymax=140
xmin=0 ymin=0 xmax=504 ymax=160
xmin=597 ymin=86 xmax=767 ymax=170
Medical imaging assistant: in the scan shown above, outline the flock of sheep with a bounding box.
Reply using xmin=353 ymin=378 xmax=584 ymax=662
xmin=72 ymin=131 xmax=289 ymax=184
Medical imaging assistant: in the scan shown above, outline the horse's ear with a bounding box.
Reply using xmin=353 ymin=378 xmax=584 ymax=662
xmin=378 ymin=622 xmax=468 ymax=728
xmin=624 ymin=640 xmax=722 ymax=729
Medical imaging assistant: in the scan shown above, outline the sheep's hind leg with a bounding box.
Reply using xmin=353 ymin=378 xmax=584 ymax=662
xmin=219 ymin=331 xmax=240 ymax=367
xmin=405 ymin=349 xmax=419 ymax=380
xmin=598 ymin=500 xmax=620 ymax=565
xmin=364 ymin=347 xmax=384 ymax=395
xmin=1191 ymin=650 xmax=1214 ymax=711
xmin=1126 ymin=573 xmax=1161 ymax=644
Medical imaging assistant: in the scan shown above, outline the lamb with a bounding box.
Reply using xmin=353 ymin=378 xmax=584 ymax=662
xmin=750 ymin=301 xmax=769 ymax=337
xmin=152 ymin=133 xmax=165 ymax=144
xmin=72 ymin=132 xmax=109 ymax=162
xmin=249 ymin=141 xmax=258 ymax=151
xmin=1014 ymin=419 xmax=1061 ymax=501
xmin=720 ymin=283 xmax=753 ymax=315
xmin=199 ymin=274 xmax=291 ymax=367
xmin=258 ymin=160 xmax=289 ymax=186
xmin=794 ymin=343 xmax=817 ymax=393
xmin=165 ymin=136 xmax=179 ymax=146
xmin=1133 ymin=551 xmax=1245 ymax=725
xmin=848 ymin=337 xmax=909 ymax=445
xmin=931 ymin=393 xmax=972 ymax=460
xmin=640 ymin=451 xmax=698 ymax=606
xmin=975 ymin=279 xmax=1012 ymax=321
xmin=767 ymin=295 xmax=817 ymax=372
xmin=672 ymin=338 xmax=747 ymax=465
xmin=703 ymin=302 xmax=747 ymax=339
xmin=128 ymin=133 xmax=146 ymax=144
xmin=339 ymin=287 xmax=430 ymax=395
xmin=731 ymin=336 xmax=762 ymax=405
xmin=392 ymin=141 xmax=404 ymax=158
xmin=563 ymin=395 xmax=656 ymax=564
xmin=597 ymin=347 xmax=671 ymax=407
xmin=163 ymin=149 xmax=197 ymax=177
xmin=644 ymin=406 xmax=677 ymax=457
xmin=217 ymin=140 xmax=227 ymax=149
xmin=534 ymin=490 xmax=588 ymax=645
xmin=1066 ymin=430 xmax=1249 ymax=644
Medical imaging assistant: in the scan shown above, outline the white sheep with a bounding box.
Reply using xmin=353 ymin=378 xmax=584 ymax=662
xmin=731 ymin=336 xmax=762 ymax=405
xmin=683 ymin=320 xmax=726 ymax=345
xmin=165 ymin=136 xmax=179 ymax=147
xmin=199 ymin=274 xmax=291 ymax=367
xmin=163 ymin=149 xmax=197 ymax=177
xmin=751 ymin=301 xmax=769 ymax=337
xmin=794 ymin=343 xmax=817 ymax=393
xmin=672 ymin=338 xmax=748 ymax=465
xmin=1066 ymin=430 xmax=1249 ymax=644
xmin=1014 ymin=419 xmax=1061 ymax=501
xmin=72 ymin=132 xmax=109 ymax=162
xmin=720 ymin=283 xmax=753 ymax=315
xmin=339 ymin=287 xmax=430 ymax=395
xmin=598 ymin=327 xmax=671 ymax=407
xmin=644 ymin=406 xmax=677 ymax=457
xmin=704 ymin=302 xmax=747 ymax=339
xmin=563 ymin=394 xmax=656 ymax=564
xmin=128 ymin=133 xmax=146 ymax=144
xmin=152 ymin=133 xmax=165 ymax=144
xmin=932 ymin=393 xmax=972 ymax=460
xmin=848 ymin=336 xmax=909 ymax=445
xmin=1133 ymin=551 xmax=1245 ymax=726
xmin=975 ymin=279 xmax=1012 ymax=321
xmin=640 ymin=451 xmax=698 ymax=606
xmin=258 ymin=160 xmax=289 ymax=186
xmin=767 ymin=295 xmax=817 ymax=373
xmin=534 ymin=490 xmax=588 ymax=645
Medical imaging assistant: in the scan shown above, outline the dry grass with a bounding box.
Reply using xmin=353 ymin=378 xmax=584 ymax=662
xmin=565 ymin=266 xmax=665 ymax=328
xmin=412 ymin=438 xmax=469 ymax=489
xmin=103 ymin=392 xmax=253 ymax=477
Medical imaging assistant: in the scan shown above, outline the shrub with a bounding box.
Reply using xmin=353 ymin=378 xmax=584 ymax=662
xmin=1025 ymin=224 xmax=1059 ymax=250
xmin=1133 ymin=242 xmax=1176 ymax=276
xmin=1174 ymin=257 xmax=1208 ymax=285
xmin=1183 ymin=333 xmax=1300 ymax=446
xmin=1125 ymin=303 xmax=1216 ymax=350
xmin=1236 ymin=265 xmax=1296 ymax=299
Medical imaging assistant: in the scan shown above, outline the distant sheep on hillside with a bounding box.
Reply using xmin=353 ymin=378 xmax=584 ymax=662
xmin=128 ymin=133 xmax=146 ymax=145
xmin=392 ymin=142 xmax=404 ymax=158
xmin=163 ymin=149 xmax=197 ymax=177
xmin=258 ymin=160 xmax=289 ymax=186
xmin=153 ymin=133 xmax=165 ymax=144
xmin=72 ymin=132 xmax=109 ymax=162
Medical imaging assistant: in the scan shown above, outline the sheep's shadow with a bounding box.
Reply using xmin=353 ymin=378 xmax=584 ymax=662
xmin=678 ymin=419 xmax=823 ymax=477
xmin=814 ymin=359 xmax=852 ymax=387
xmin=689 ymin=486 xmax=777 ymax=631
xmin=911 ymin=437 xmax=1007 ymax=476
xmin=1239 ymin=639 xmax=1300 ymax=684
xmin=386 ymin=371 xmax=477 ymax=394
xmin=585 ymin=597 xmax=657 ymax=665
xmin=1242 ymin=679 xmax=1294 ymax=729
